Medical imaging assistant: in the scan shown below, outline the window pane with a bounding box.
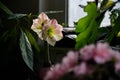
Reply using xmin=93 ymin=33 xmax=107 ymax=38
xmin=39 ymin=0 xmax=67 ymax=25
xmin=68 ymin=0 xmax=120 ymax=27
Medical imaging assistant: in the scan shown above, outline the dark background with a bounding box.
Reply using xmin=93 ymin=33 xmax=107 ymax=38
xmin=0 ymin=0 xmax=70 ymax=80
xmin=0 ymin=0 xmax=67 ymax=24
xmin=0 ymin=0 xmax=39 ymax=14
xmin=0 ymin=0 xmax=39 ymax=80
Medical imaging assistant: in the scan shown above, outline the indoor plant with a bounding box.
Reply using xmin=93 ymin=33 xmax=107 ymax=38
xmin=1 ymin=0 xmax=120 ymax=80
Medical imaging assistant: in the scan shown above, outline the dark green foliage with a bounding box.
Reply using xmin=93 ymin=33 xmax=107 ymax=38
xmin=0 ymin=2 xmax=41 ymax=79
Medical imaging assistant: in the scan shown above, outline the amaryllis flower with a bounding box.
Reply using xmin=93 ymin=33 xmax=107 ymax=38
xmin=31 ymin=12 xmax=50 ymax=40
xmin=42 ymin=19 xmax=63 ymax=46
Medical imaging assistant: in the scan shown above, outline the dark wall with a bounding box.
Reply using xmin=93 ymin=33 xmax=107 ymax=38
xmin=0 ymin=0 xmax=39 ymax=14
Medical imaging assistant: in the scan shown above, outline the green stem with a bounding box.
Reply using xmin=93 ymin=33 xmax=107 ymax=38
xmin=47 ymin=42 xmax=52 ymax=66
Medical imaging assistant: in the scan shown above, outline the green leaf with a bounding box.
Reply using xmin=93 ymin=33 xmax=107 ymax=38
xmin=0 ymin=1 xmax=13 ymax=15
xmin=75 ymin=2 xmax=97 ymax=33
xmin=25 ymin=29 xmax=40 ymax=53
xmin=75 ymin=30 xmax=89 ymax=49
xmin=8 ymin=14 xmax=27 ymax=19
xmin=75 ymin=3 xmax=98 ymax=49
xmin=20 ymin=29 xmax=33 ymax=71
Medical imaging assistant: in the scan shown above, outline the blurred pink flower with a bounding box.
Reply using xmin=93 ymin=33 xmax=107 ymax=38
xmin=44 ymin=64 xmax=68 ymax=80
xmin=44 ymin=51 xmax=78 ymax=80
xmin=31 ymin=12 xmax=50 ymax=40
xmin=94 ymin=43 xmax=112 ymax=64
xmin=42 ymin=19 xmax=63 ymax=46
xmin=54 ymin=64 xmax=68 ymax=77
xmin=44 ymin=42 xmax=120 ymax=80
xmin=73 ymin=62 xmax=87 ymax=76
xmin=111 ymin=50 xmax=120 ymax=72
xmin=115 ymin=62 xmax=120 ymax=72
xmin=80 ymin=44 xmax=95 ymax=60
xmin=62 ymin=51 xmax=78 ymax=69
xmin=44 ymin=69 xmax=57 ymax=80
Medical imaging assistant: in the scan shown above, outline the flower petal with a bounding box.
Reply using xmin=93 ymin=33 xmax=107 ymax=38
xmin=31 ymin=19 xmax=42 ymax=31
xmin=31 ymin=12 xmax=50 ymax=40
xmin=46 ymin=37 xmax=56 ymax=46
xmin=38 ymin=12 xmax=50 ymax=23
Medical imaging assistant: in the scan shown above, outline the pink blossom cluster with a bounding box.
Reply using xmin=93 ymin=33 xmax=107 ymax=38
xmin=80 ymin=42 xmax=120 ymax=72
xmin=80 ymin=42 xmax=112 ymax=64
xmin=44 ymin=51 xmax=78 ymax=80
xmin=44 ymin=42 xmax=120 ymax=80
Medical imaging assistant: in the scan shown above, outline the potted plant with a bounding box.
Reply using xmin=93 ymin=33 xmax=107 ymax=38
xmin=1 ymin=0 xmax=120 ymax=80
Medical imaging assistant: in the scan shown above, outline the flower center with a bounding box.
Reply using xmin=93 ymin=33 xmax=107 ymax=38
xmin=47 ymin=28 xmax=54 ymax=37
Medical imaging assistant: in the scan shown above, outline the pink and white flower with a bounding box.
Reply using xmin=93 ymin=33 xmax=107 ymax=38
xmin=31 ymin=12 xmax=50 ymax=40
xmin=42 ymin=19 xmax=63 ymax=46
xmin=31 ymin=12 xmax=63 ymax=46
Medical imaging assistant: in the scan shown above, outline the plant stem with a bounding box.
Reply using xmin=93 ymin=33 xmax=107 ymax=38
xmin=47 ymin=42 xmax=52 ymax=66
